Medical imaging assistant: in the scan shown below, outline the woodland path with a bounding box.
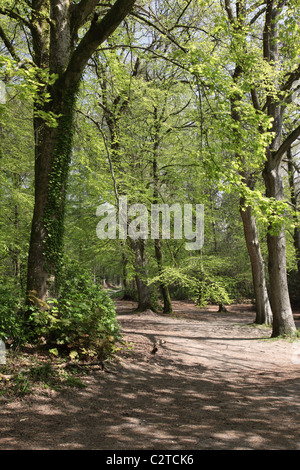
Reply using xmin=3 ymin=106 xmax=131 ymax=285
xmin=1 ymin=299 xmax=300 ymax=450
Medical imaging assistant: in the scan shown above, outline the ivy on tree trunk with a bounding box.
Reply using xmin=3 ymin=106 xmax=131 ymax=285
xmin=24 ymin=0 xmax=136 ymax=304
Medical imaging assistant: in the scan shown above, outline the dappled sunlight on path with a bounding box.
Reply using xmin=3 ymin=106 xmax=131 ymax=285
xmin=1 ymin=300 xmax=300 ymax=450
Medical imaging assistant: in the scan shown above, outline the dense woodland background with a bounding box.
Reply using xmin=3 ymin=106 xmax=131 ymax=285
xmin=0 ymin=0 xmax=300 ymax=362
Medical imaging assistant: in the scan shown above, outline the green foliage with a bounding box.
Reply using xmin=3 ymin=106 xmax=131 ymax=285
xmin=149 ymin=262 xmax=232 ymax=307
xmin=0 ymin=56 xmax=60 ymax=127
xmin=28 ymin=263 xmax=120 ymax=360
xmin=0 ymin=282 xmax=23 ymax=343
xmin=0 ymin=79 xmax=34 ymax=287
xmin=12 ymin=372 xmax=31 ymax=396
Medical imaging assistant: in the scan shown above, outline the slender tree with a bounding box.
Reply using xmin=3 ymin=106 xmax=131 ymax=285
xmin=287 ymin=142 xmax=300 ymax=283
xmin=222 ymin=7 xmax=273 ymax=325
xmin=212 ymin=0 xmax=299 ymax=336
xmin=260 ymin=0 xmax=299 ymax=336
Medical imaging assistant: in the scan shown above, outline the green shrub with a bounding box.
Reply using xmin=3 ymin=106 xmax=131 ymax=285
xmin=0 ymin=282 xmax=24 ymax=343
xmin=28 ymin=263 xmax=120 ymax=360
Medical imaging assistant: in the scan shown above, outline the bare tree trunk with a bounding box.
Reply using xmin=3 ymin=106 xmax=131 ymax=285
xmin=152 ymin=106 xmax=173 ymax=314
xmin=263 ymin=164 xmax=296 ymax=337
xmin=225 ymin=28 xmax=272 ymax=325
xmin=155 ymin=238 xmax=173 ymax=314
xmin=134 ymin=239 xmax=154 ymax=312
xmin=240 ymin=199 xmax=272 ymax=325
xmin=287 ymin=146 xmax=300 ymax=283
xmin=10 ymin=174 xmax=21 ymax=284
xmin=261 ymin=0 xmax=297 ymax=337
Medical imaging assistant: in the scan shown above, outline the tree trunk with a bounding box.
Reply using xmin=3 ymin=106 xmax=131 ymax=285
xmin=239 ymin=199 xmax=272 ymax=325
xmin=155 ymin=238 xmax=173 ymax=314
xmin=24 ymin=0 xmax=137 ymax=306
xmin=26 ymin=85 xmax=77 ymax=304
xmin=133 ymin=239 xmax=154 ymax=312
xmin=227 ymin=55 xmax=272 ymax=324
xmin=152 ymin=105 xmax=172 ymax=314
xmin=263 ymin=164 xmax=297 ymax=337
xmin=11 ymin=174 xmax=21 ymax=284
xmin=287 ymin=146 xmax=300 ymax=283
xmin=260 ymin=1 xmax=297 ymax=337
xmin=293 ymin=227 xmax=300 ymax=283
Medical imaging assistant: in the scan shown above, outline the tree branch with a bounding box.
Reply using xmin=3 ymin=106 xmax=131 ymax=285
xmin=63 ymin=0 xmax=136 ymax=88
xmin=248 ymin=6 xmax=266 ymax=25
xmin=273 ymin=124 xmax=300 ymax=166
xmin=70 ymin=0 xmax=101 ymax=35
xmin=0 ymin=24 xmax=21 ymax=63
xmin=130 ymin=10 xmax=188 ymax=53
xmin=281 ymin=64 xmax=300 ymax=93
xmin=263 ymin=0 xmax=273 ymax=62
xmin=77 ymin=108 xmax=119 ymax=203
xmin=224 ymin=0 xmax=235 ymax=23
xmin=97 ymin=43 xmax=190 ymax=72
xmin=250 ymin=87 xmax=261 ymax=111
xmin=0 ymin=7 xmax=32 ymax=30
xmin=168 ymin=0 xmax=193 ymax=30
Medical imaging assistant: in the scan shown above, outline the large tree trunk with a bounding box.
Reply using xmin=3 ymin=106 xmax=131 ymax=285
xmin=260 ymin=0 xmax=297 ymax=337
xmin=227 ymin=53 xmax=272 ymax=325
xmin=263 ymin=164 xmax=297 ymax=337
xmin=24 ymin=0 xmax=136 ymax=306
xmin=240 ymin=199 xmax=272 ymax=325
xmin=27 ymin=85 xmax=77 ymax=303
xmin=287 ymin=146 xmax=300 ymax=284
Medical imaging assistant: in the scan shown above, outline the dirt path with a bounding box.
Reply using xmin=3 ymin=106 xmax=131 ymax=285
xmin=1 ymin=300 xmax=300 ymax=450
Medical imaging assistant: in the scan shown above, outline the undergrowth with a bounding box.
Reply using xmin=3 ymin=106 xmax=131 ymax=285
xmin=0 ymin=350 xmax=89 ymax=400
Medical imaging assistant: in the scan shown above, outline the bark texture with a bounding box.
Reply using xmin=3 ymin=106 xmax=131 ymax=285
xmin=240 ymin=200 xmax=272 ymax=325
xmin=263 ymin=164 xmax=296 ymax=337
xmin=134 ymin=240 xmax=154 ymax=312
xmin=25 ymin=0 xmax=137 ymax=304
xmin=260 ymin=0 xmax=296 ymax=337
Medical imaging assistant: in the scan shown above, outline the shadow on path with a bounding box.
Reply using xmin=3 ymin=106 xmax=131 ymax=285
xmin=1 ymin=300 xmax=300 ymax=450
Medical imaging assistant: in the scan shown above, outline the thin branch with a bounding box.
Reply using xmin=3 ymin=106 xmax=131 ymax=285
xmin=281 ymin=64 xmax=300 ymax=93
xmin=273 ymin=124 xmax=300 ymax=166
xmin=0 ymin=24 xmax=21 ymax=63
xmin=248 ymin=6 xmax=266 ymax=25
xmin=0 ymin=7 xmax=32 ymax=30
xmin=167 ymin=99 xmax=192 ymax=118
xmin=169 ymin=0 xmax=193 ymax=30
xmin=160 ymin=163 xmax=200 ymax=170
xmin=98 ymin=43 xmax=189 ymax=72
xmin=130 ymin=10 xmax=188 ymax=53
xmin=70 ymin=0 xmax=101 ymax=35
xmin=224 ymin=0 xmax=235 ymax=23
xmin=64 ymin=0 xmax=137 ymax=88
xmin=77 ymin=109 xmax=119 ymax=203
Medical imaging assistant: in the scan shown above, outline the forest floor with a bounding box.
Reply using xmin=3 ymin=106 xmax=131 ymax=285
xmin=1 ymin=299 xmax=300 ymax=451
